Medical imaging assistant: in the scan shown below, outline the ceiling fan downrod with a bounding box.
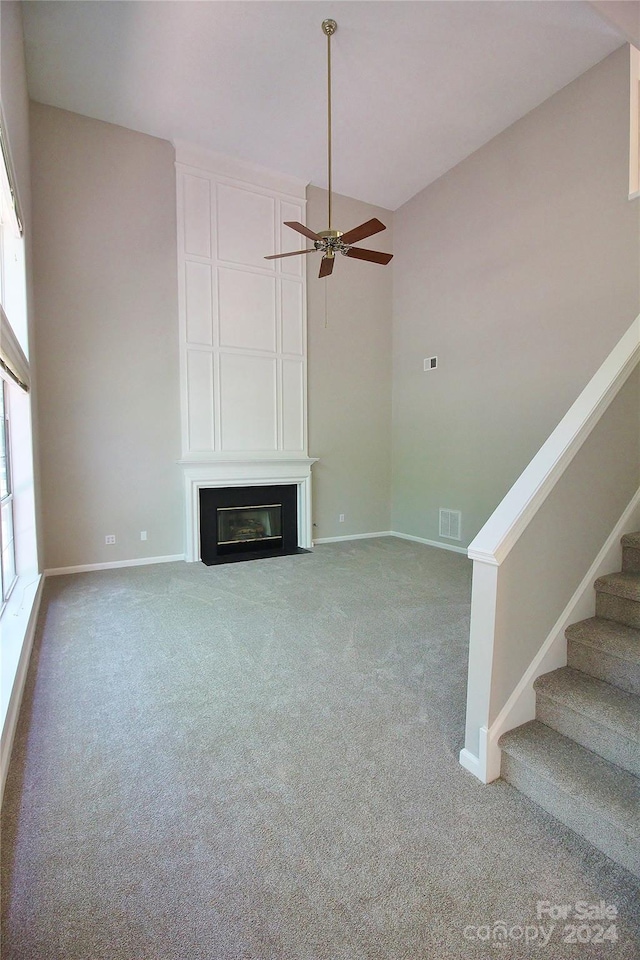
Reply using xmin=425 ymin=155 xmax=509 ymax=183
xmin=263 ymin=19 xmax=392 ymax=278
xmin=322 ymin=19 xmax=337 ymax=232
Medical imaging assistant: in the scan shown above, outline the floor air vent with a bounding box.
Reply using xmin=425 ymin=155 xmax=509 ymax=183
xmin=439 ymin=508 xmax=462 ymax=541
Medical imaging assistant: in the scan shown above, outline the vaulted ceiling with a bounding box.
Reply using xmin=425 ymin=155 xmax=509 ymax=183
xmin=21 ymin=1 xmax=626 ymax=210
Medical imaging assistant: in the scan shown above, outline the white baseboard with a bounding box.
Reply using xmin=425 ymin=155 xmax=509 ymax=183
xmin=313 ymin=531 xmax=469 ymax=554
xmin=459 ymin=748 xmax=483 ymax=780
xmin=459 ymin=726 xmax=500 ymax=784
xmin=391 ymin=531 xmax=468 ymax=555
xmin=45 ymin=554 xmax=185 ymax=577
xmin=1 ymin=574 xmax=44 ymax=805
xmin=481 ymin=487 xmax=640 ymax=782
xmin=313 ymin=531 xmax=392 ymax=545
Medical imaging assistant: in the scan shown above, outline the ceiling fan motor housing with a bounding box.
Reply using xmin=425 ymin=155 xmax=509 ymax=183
xmin=314 ymin=229 xmax=349 ymax=259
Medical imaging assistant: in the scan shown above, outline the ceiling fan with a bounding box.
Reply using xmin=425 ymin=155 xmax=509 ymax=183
xmin=265 ymin=19 xmax=393 ymax=279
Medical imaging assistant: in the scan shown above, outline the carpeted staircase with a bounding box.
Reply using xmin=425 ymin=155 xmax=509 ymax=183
xmin=499 ymin=532 xmax=640 ymax=878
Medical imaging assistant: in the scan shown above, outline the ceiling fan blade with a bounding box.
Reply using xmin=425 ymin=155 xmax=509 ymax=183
xmin=319 ymin=256 xmax=335 ymax=278
xmin=345 ymin=247 xmax=393 ymax=265
xmin=264 ymin=249 xmax=315 ymax=260
xmin=284 ymin=221 xmax=323 ymax=242
xmin=339 ymin=218 xmax=387 ymax=246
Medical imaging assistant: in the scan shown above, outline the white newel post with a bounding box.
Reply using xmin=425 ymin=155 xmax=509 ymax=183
xmin=459 ymin=557 xmax=502 ymax=783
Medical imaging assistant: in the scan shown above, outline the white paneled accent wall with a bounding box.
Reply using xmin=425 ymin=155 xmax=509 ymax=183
xmin=175 ymin=144 xmax=309 ymax=458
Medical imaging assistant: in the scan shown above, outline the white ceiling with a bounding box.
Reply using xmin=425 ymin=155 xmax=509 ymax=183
xmin=21 ymin=1 xmax=625 ymax=210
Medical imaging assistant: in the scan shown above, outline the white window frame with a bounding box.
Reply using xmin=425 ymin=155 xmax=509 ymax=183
xmin=630 ymin=45 xmax=640 ymax=200
xmin=0 ymin=152 xmax=21 ymax=615
xmin=0 ymin=379 xmax=16 ymax=610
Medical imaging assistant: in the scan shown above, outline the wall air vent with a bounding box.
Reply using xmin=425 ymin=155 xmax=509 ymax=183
xmin=439 ymin=508 xmax=462 ymax=541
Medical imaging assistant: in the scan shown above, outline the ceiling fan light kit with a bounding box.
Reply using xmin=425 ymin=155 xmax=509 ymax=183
xmin=265 ymin=19 xmax=393 ymax=278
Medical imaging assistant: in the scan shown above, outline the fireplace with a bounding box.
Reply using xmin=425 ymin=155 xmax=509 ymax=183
xmin=199 ymin=484 xmax=302 ymax=565
xmin=179 ymin=459 xmax=317 ymax=563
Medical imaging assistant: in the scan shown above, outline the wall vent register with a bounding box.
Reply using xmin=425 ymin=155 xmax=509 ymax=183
xmin=439 ymin=508 xmax=462 ymax=541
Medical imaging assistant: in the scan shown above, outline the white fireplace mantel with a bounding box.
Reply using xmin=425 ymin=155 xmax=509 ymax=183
xmin=179 ymin=458 xmax=317 ymax=562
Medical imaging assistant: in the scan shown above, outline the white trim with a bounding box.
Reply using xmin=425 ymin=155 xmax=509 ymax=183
xmin=1 ymin=574 xmax=44 ymax=804
xmin=459 ymin=747 xmax=484 ymax=780
xmin=0 ymin=303 xmax=29 ymax=392
xmin=45 ymin=555 xmax=184 ymax=577
xmin=177 ymin=453 xmax=313 ymax=464
xmin=313 ymin=531 xmax=393 ymax=544
xmin=475 ymin=487 xmax=640 ymax=783
xmin=630 ymin=46 xmax=639 ymax=198
xmin=469 ymin=316 xmax=640 ymax=566
xmin=392 ymin=531 xmax=468 ymax=555
xmin=312 ymin=531 xmax=470 ymax=552
xmin=459 ymin=727 xmax=499 ymax=784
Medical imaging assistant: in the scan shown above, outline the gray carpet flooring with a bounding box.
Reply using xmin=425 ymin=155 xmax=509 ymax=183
xmin=2 ymin=537 xmax=639 ymax=959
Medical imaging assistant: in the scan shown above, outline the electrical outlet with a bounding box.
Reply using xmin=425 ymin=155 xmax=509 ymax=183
xmin=339 ymin=514 xmax=345 ymax=522
xmin=140 ymin=531 xmax=148 ymax=541
xmin=105 ymin=535 xmax=116 ymax=545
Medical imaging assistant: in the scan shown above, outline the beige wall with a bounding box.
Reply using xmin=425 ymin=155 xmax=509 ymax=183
xmin=392 ymin=46 xmax=640 ymax=548
xmin=306 ymin=186 xmax=393 ymax=540
xmin=589 ymin=2 xmax=640 ymax=47
xmin=30 ymin=104 xmax=182 ymax=569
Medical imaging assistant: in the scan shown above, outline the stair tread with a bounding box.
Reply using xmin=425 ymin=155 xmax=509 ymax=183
xmin=499 ymin=721 xmax=640 ymax=833
xmin=566 ymin=617 xmax=640 ymax=663
xmin=622 ymin=531 xmax=640 ymax=549
xmin=534 ymin=667 xmax=640 ymax=740
xmin=594 ymin=570 xmax=640 ymax=602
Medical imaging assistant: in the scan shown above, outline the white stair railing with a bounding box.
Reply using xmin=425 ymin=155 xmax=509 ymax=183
xmin=460 ymin=315 xmax=640 ymax=783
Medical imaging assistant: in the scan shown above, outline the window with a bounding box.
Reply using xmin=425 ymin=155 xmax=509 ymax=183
xmin=0 ymin=139 xmax=22 ymax=611
xmin=0 ymin=115 xmax=36 ymax=622
xmin=0 ymin=380 xmax=16 ymax=608
xmin=0 ymin=108 xmax=38 ymax=758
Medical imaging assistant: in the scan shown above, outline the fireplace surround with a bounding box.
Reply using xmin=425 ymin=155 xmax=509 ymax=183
xmin=179 ymin=459 xmax=317 ymax=563
xmin=200 ymin=483 xmax=301 ymax=564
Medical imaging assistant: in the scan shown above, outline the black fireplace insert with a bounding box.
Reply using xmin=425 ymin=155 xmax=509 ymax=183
xmin=199 ymin=484 xmax=301 ymax=565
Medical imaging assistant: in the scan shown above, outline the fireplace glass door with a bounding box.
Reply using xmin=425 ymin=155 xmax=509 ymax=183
xmin=217 ymin=504 xmax=283 ymax=555
xmin=199 ymin=484 xmax=299 ymax=565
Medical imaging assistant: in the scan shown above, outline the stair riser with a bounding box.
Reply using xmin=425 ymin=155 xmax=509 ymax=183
xmin=595 ymin=592 xmax=640 ymax=629
xmin=536 ymin=696 xmax=640 ymax=777
xmin=567 ymin=640 xmax=640 ymax=697
xmin=622 ymin=545 xmax=640 ymax=573
xmin=501 ymin=753 xmax=640 ymax=878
